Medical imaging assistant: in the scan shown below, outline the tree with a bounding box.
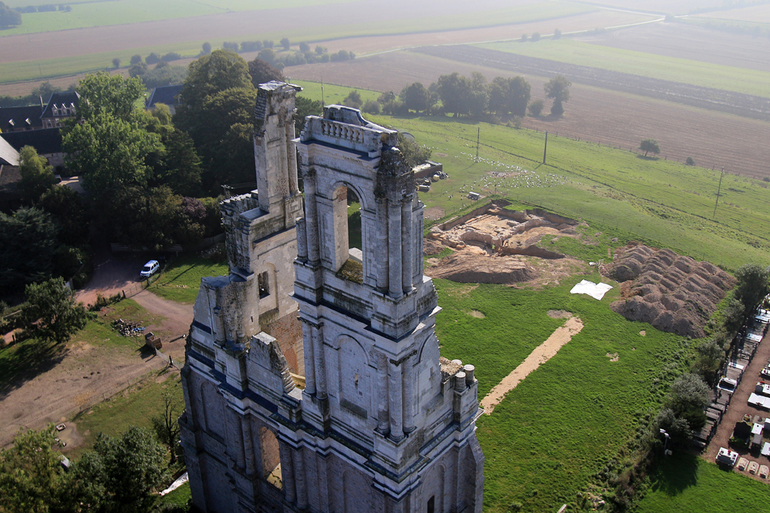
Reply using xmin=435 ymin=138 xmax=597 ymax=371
xmin=692 ymin=337 xmax=726 ymax=386
xmin=18 ymin=146 xmax=57 ymax=203
xmin=176 ymin=51 xmax=253 ymax=106
xmin=280 ymin=37 xmax=291 ymax=50
xmin=202 ymin=42 xmax=212 ymax=55
xmin=240 ymin=40 xmax=262 ymax=52
xmin=553 ymin=28 xmax=562 ymax=39
xmin=544 ymin=75 xmax=571 ymax=116
xmin=112 ymin=57 xmax=121 ymax=69
xmin=343 ymin=90 xmax=362 ymax=109
xmin=400 ymin=82 xmax=431 ymax=113
xmin=257 ymin=47 xmax=276 ymax=65
xmin=531 ymin=32 xmax=541 ymax=42
xmin=528 ymin=98 xmax=545 ymax=117
xmin=146 ymin=52 xmax=161 ymax=64
xmin=521 ymin=34 xmax=528 ymax=42
xmin=437 ymin=72 xmax=472 ymax=117
xmin=295 ymin=96 xmax=322 ymax=135
xmin=488 ymin=76 xmax=531 ymax=117
xmin=299 ymin=41 xmax=310 ymax=53
xmin=263 ymin=39 xmax=274 ymax=48
xmin=129 ymin=61 xmax=148 ymax=77
xmin=0 ymin=1 xmax=22 ymax=28
xmin=665 ymin=373 xmax=710 ymax=431
xmin=0 ymin=208 xmax=58 ymax=291
xmin=23 ymin=277 xmax=90 ymax=343
xmin=74 ymin=71 xmax=145 ymax=122
xmin=0 ymin=426 xmax=69 ymax=513
xmin=152 ymin=390 xmax=182 ymax=464
xmin=248 ymin=58 xmax=284 ymax=88
xmin=39 ymin=185 xmax=89 ymax=246
xmin=72 ymin=426 xmax=167 ymax=513
xmin=734 ymin=263 xmax=770 ymax=313
xmin=222 ymin=41 xmax=239 ymax=52
xmin=130 ymin=54 xmax=142 ymax=65
xmin=63 ymin=111 xmax=162 ymax=196
xmin=686 ymin=156 xmax=695 ymax=166
xmin=639 ymin=138 xmax=660 ymax=157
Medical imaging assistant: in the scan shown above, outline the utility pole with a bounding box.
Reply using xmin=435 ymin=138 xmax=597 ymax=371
xmin=713 ymin=167 xmax=724 ymax=219
xmin=543 ymin=131 xmax=548 ymax=164
xmin=475 ymin=127 xmax=480 ymax=162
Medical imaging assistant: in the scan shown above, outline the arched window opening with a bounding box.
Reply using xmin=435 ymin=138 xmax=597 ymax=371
xmin=259 ymin=427 xmax=282 ymax=490
xmin=333 ymin=185 xmax=363 ymax=282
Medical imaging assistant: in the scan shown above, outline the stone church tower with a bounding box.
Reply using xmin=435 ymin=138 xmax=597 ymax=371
xmin=180 ymin=83 xmax=484 ymax=513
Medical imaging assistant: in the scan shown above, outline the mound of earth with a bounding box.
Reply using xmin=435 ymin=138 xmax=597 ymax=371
xmin=427 ymin=252 xmax=537 ymax=284
xmin=608 ymin=244 xmax=735 ymax=338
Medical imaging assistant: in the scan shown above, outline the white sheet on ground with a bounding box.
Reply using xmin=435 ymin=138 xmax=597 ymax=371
xmin=570 ymin=280 xmax=613 ymax=300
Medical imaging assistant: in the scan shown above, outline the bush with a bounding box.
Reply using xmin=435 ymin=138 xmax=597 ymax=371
xmin=528 ymin=99 xmax=544 ymax=117
xmin=161 ymin=52 xmax=182 ymax=62
xmin=686 ymin=156 xmax=695 ymax=166
xmin=240 ymin=41 xmax=262 ymax=52
xmin=222 ymin=42 xmax=239 ymax=52
xmin=146 ymin=53 xmax=161 ymax=64
xmin=531 ymin=32 xmax=541 ymax=42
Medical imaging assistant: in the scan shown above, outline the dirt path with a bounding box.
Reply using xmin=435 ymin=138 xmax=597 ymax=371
xmin=0 ymin=339 xmax=168 ymax=449
xmin=703 ymin=329 xmax=770 ymax=481
xmin=481 ymin=314 xmax=583 ymax=414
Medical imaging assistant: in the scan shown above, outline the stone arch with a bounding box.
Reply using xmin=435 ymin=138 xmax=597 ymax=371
xmin=328 ymin=182 xmax=366 ymax=273
xmin=259 ymin=426 xmax=282 ymax=490
xmin=337 ymin=335 xmax=369 ymax=418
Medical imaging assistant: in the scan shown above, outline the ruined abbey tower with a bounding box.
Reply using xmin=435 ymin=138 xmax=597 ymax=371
xmin=180 ymin=82 xmax=484 ymax=513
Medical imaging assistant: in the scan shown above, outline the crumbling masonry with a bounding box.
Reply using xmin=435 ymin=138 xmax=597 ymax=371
xmin=180 ymin=81 xmax=484 ymax=512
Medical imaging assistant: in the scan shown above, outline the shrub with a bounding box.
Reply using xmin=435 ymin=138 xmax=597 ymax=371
xmin=362 ymin=100 xmax=380 ymax=115
xmin=685 ymin=156 xmax=695 ymax=166
xmin=528 ymin=99 xmax=544 ymax=117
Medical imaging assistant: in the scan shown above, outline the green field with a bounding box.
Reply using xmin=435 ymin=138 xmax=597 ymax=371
xmin=480 ymin=39 xmax=770 ymax=99
xmin=68 ymin=374 xmax=183 ymax=459
xmin=434 ymin=275 xmax=689 ymax=512
xmin=149 ymin=255 xmax=229 ymax=304
xmin=0 ymin=0 xmax=599 ymax=83
xmin=1 ymin=0 xmax=355 ymax=35
xmin=637 ymin=453 xmax=770 ymax=512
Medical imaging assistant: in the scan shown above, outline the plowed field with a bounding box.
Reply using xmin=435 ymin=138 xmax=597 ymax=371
xmin=289 ymin=50 xmax=770 ymax=180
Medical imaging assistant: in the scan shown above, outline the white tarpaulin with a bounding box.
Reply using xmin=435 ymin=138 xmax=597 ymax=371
xmin=570 ymin=280 xmax=613 ymax=300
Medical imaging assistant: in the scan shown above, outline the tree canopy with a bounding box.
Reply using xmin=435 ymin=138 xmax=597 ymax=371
xmin=0 ymin=1 xmax=22 ymax=28
xmin=23 ymin=277 xmax=90 ymax=343
xmin=248 ymin=58 xmax=284 ymax=88
xmin=734 ymin=263 xmax=770 ymax=313
xmin=18 ymin=146 xmax=57 ymax=203
xmin=0 ymin=207 xmax=58 ymax=290
xmin=400 ymin=82 xmax=431 ymax=113
xmin=544 ymin=75 xmax=571 ymax=116
xmin=74 ymin=72 xmax=145 ymax=122
xmin=639 ymin=138 xmax=660 ymax=157
xmin=176 ymin=50 xmax=252 ymax=113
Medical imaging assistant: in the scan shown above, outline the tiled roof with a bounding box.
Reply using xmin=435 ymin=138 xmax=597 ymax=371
xmin=1 ymin=128 xmax=63 ymax=156
xmin=146 ymin=84 xmax=183 ymax=109
xmin=41 ymin=91 xmax=80 ymax=119
xmin=1 ymin=105 xmax=44 ymax=131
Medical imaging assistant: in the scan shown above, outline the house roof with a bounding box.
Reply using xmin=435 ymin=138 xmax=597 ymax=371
xmin=0 ymin=136 xmax=20 ymax=166
xmin=1 ymin=105 xmax=44 ymax=131
xmin=146 ymin=84 xmax=183 ymax=109
xmin=1 ymin=128 xmax=63 ymax=156
xmin=41 ymin=91 xmax=80 ymax=119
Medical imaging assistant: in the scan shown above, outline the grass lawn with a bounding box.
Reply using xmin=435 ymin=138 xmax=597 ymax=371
xmin=149 ymin=255 xmax=228 ymax=304
xmin=67 ymin=372 xmax=183 ymax=459
xmin=637 ymin=453 xmax=770 ymax=512
xmin=480 ymin=39 xmax=770 ymax=99
xmin=434 ymin=274 xmax=691 ymax=512
xmin=159 ymin=481 xmax=192 ymax=507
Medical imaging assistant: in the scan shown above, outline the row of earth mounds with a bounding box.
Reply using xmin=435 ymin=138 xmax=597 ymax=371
xmin=608 ymin=244 xmax=735 ymax=338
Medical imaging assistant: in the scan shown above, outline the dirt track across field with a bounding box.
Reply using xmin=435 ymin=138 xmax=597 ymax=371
xmin=481 ymin=314 xmax=583 ymax=414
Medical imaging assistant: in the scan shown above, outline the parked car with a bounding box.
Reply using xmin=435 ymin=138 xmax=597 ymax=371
xmin=140 ymin=260 xmax=160 ymax=278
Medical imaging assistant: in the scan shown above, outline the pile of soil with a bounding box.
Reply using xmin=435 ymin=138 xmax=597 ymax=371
xmin=608 ymin=244 xmax=735 ymax=338
xmin=427 ymin=252 xmax=537 ymax=285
